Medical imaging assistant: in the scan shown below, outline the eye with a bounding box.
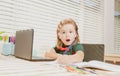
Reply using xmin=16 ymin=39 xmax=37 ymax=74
xmin=62 ymin=31 xmax=65 ymax=34
xmin=69 ymin=31 xmax=73 ymax=33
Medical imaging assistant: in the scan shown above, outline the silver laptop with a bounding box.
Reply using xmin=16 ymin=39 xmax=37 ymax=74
xmin=14 ymin=29 xmax=55 ymax=61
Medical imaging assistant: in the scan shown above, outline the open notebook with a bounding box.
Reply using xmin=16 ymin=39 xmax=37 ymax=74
xmin=73 ymin=60 xmax=120 ymax=72
xmin=14 ymin=29 xmax=55 ymax=61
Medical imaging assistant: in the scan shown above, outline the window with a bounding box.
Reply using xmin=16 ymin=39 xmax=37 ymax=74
xmin=0 ymin=0 xmax=104 ymax=55
xmin=115 ymin=0 xmax=120 ymax=54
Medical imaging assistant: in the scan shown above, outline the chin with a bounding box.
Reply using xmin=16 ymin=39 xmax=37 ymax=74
xmin=64 ymin=42 xmax=71 ymax=45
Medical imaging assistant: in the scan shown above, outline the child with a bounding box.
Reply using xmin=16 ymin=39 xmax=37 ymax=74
xmin=45 ymin=18 xmax=84 ymax=64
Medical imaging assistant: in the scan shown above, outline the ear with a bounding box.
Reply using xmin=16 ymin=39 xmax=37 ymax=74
xmin=74 ymin=33 xmax=77 ymax=38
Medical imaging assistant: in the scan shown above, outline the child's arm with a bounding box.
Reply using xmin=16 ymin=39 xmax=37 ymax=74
xmin=45 ymin=48 xmax=61 ymax=59
xmin=57 ymin=51 xmax=84 ymax=64
xmin=45 ymin=49 xmax=84 ymax=64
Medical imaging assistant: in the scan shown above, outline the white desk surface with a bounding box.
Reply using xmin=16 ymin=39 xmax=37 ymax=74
xmin=0 ymin=54 xmax=120 ymax=76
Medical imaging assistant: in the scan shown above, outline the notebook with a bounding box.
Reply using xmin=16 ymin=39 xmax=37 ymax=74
xmin=14 ymin=29 xmax=55 ymax=61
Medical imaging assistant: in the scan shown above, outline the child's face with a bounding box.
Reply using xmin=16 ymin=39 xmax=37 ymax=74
xmin=58 ymin=24 xmax=77 ymax=46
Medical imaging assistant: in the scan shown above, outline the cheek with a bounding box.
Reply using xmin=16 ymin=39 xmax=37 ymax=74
xmin=58 ymin=33 xmax=62 ymax=39
xmin=59 ymin=34 xmax=65 ymax=40
xmin=72 ymin=33 xmax=77 ymax=38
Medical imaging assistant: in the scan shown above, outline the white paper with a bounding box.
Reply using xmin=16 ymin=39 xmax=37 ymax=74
xmin=73 ymin=60 xmax=120 ymax=72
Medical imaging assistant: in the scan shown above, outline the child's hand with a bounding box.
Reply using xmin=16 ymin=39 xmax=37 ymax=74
xmin=57 ymin=55 xmax=71 ymax=64
xmin=45 ymin=49 xmax=58 ymax=59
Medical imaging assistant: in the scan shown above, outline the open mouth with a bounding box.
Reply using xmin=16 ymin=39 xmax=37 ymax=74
xmin=66 ymin=39 xmax=70 ymax=42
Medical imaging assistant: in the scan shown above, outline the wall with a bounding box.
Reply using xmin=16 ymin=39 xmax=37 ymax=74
xmin=104 ymin=0 xmax=115 ymax=54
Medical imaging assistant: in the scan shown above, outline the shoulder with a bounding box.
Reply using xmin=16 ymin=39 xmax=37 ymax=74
xmin=73 ymin=43 xmax=84 ymax=51
xmin=53 ymin=46 xmax=60 ymax=53
xmin=73 ymin=43 xmax=83 ymax=48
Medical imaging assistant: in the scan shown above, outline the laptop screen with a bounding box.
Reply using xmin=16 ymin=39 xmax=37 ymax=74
xmin=14 ymin=29 xmax=34 ymax=60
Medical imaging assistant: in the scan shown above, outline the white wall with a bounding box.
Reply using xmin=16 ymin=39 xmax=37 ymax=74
xmin=104 ymin=0 xmax=115 ymax=54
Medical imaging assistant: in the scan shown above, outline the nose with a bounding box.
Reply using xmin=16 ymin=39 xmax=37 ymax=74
xmin=66 ymin=32 xmax=70 ymax=37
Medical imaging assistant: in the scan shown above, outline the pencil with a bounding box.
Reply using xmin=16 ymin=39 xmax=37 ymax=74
xmin=76 ymin=67 xmax=96 ymax=74
xmin=64 ymin=65 xmax=86 ymax=74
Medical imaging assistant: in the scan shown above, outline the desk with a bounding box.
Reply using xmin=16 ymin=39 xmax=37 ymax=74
xmin=104 ymin=54 xmax=120 ymax=64
xmin=0 ymin=54 xmax=120 ymax=76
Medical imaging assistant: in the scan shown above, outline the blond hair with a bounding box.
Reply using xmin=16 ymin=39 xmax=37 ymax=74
xmin=56 ymin=18 xmax=80 ymax=48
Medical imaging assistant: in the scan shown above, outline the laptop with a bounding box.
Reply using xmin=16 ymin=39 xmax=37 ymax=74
xmin=14 ymin=29 xmax=55 ymax=61
xmin=82 ymin=44 xmax=104 ymax=62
